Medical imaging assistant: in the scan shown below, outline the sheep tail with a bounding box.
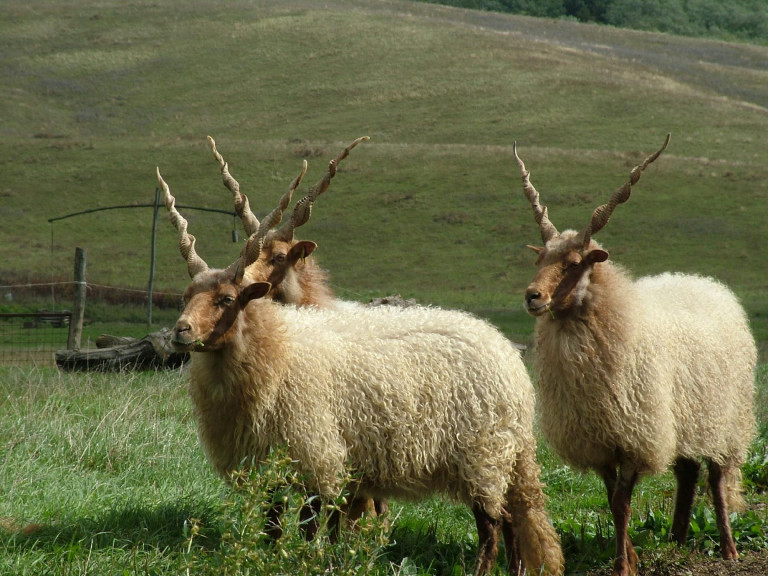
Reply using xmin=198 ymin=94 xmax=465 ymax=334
xmin=512 ymin=507 xmax=564 ymax=576
xmin=505 ymin=452 xmax=565 ymax=576
xmin=722 ymin=465 xmax=747 ymax=513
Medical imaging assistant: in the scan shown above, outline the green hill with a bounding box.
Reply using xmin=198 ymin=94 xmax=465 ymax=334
xmin=1 ymin=0 xmax=766 ymax=353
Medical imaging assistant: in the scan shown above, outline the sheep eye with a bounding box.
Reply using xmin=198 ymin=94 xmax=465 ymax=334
xmin=218 ymin=295 xmax=236 ymax=306
xmin=275 ymin=254 xmax=287 ymax=264
xmin=562 ymin=260 xmax=579 ymax=272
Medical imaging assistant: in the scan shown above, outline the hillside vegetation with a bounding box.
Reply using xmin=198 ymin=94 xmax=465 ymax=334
xmin=1 ymin=0 xmax=766 ymax=351
xmin=415 ymin=0 xmax=768 ymax=44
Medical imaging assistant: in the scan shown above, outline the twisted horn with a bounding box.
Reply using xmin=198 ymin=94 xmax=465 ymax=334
xmin=156 ymin=167 xmax=209 ymax=278
xmin=514 ymin=142 xmax=559 ymax=244
xmin=241 ymin=234 xmax=265 ymax=273
xmin=241 ymin=160 xmax=308 ymax=268
xmin=580 ymin=133 xmax=671 ymax=249
xmin=208 ymin=136 xmax=260 ymax=236
xmin=274 ymin=136 xmax=369 ymax=242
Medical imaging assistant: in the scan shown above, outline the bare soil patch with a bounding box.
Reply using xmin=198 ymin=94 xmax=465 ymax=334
xmin=585 ymin=548 xmax=768 ymax=576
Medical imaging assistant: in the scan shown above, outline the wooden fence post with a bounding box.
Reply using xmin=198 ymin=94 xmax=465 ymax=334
xmin=67 ymin=247 xmax=86 ymax=349
xmin=147 ymin=186 xmax=161 ymax=330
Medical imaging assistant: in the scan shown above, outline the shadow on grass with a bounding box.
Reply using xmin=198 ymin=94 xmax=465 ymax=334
xmin=382 ymin=521 xmax=485 ymax=575
xmin=1 ymin=498 xmax=223 ymax=554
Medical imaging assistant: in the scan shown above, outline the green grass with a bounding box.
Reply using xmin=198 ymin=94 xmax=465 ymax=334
xmin=0 ymin=368 xmax=218 ymax=574
xmin=2 ymin=366 xmax=767 ymax=575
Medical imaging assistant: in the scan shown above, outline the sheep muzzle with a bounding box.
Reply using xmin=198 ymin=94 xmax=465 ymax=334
xmin=524 ymin=286 xmax=551 ymax=317
xmin=171 ymin=319 xmax=204 ymax=352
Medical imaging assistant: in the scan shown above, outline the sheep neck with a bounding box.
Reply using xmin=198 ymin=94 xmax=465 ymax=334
xmin=533 ymin=260 xmax=640 ymax=470
xmin=535 ymin=260 xmax=636 ymax=378
xmin=279 ymin=259 xmax=335 ymax=308
xmin=194 ymin=300 xmax=288 ymax=402
xmin=187 ymin=300 xmax=290 ymax=471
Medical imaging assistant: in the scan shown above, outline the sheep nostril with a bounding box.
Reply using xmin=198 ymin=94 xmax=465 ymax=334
xmin=525 ymin=291 xmax=540 ymax=305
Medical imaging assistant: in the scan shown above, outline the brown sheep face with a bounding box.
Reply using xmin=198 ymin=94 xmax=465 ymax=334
xmin=515 ymin=135 xmax=670 ymax=320
xmin=524 ymin=232 xmax=608 ymax=317
xmin=171 ymin=270 xmax=271 ymax=352
xmin=246 ymin=238 xmax=317 ymax=304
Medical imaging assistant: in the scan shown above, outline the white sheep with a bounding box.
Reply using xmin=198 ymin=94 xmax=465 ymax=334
xmin=155 ymin=167 xmax=564 ymax=576
xmin=514 ymin=134 xmax=756 ymax=576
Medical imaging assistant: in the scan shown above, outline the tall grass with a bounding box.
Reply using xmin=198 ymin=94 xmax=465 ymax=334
xmin=0 ymin=367 xmax=216 ymax=574
xmin=2 ymin=365 xmax=767 ymax=574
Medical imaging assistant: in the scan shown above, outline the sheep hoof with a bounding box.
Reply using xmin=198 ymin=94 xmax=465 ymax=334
xmin=612 ymin=556 xmax=638 ymax=576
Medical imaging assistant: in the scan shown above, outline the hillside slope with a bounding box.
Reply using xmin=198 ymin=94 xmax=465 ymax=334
xmin=1 ymin=0 xmax=765 ymax=339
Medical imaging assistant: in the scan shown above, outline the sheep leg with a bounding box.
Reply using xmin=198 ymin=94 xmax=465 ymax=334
xmin=706 ymin=460 xmax=739 ymax=560
xmin=600 ymin=466 xmax=617 ymax=502
xmin=501 ymin=519 xmax=521 ymax=575
xmin=472 ymin=505 xmax=501 ymax=576
xmin=345 ymin=488 xmax=388 ymax=529
xmin=346 ymin=496 xmax=388 ymax=522
xmin=327 ymin=507 xmax=342 ymax=542
xmin=374 ymin=498 xmax=389 ymax=516
xmin=346 ymin=497 xmax=375 ymax=523
xmin=602 ymin=466 xmax=639 ymax=576
xmin=671 ymin=457 xmax=701 ymax=545
xmin=266 ymin=499 xmax=284 ymax=540
xmin=299 ymin=497 xmax=323 ymax=540
xmin=374 ymin=498 xmax=391 ymax=532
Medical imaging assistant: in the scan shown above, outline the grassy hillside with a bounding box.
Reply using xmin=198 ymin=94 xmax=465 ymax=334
xmin=1 ymin=0 xmax=766 ymax=352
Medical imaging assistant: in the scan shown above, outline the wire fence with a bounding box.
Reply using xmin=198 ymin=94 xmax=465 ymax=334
xmin=0 ymin=312 xmax=72 ymax=366
xmin=1 ymin=277 xmax=765 ymax=366
xmin=0 ymin=280 xmax=183 ymax=367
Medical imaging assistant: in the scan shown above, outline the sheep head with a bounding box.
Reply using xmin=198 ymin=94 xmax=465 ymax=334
xmin=157 ymin=165 xmax=272 ymax=352
xmin=516 ymin=134 xmax=670 ymax=317
xmin=209 ymin=136 xmax=368 ymax=297
xmin=246 ymin=238 xmax=318 ymax=304
xmin=172 ymin=270 xmax=272 ymax=352
xmin=155 ymin=160 xmax=289 ymax=351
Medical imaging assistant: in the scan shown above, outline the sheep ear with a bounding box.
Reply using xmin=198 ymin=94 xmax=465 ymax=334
xmin=527 ymin=245 xmax=543 ymax=255
xmin=288 ymin=240 xmax=317 ymax=263
xmin=240 ymin=282 xmax=271 ymax=304
xmin=585 ymin=249 xmax=609 ymax=265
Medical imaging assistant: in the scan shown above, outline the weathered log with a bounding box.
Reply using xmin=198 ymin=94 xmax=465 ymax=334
xmin=95 ymin=334 xmax=138 ymax=348
xmin=56 ymin=328 xmax=188 ymax=372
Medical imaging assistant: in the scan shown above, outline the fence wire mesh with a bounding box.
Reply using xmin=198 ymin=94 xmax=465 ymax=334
xmin=1 ymin=280 xmax=182 ymax=367
xmin=0 ymin=312 xmax=71 ymax=366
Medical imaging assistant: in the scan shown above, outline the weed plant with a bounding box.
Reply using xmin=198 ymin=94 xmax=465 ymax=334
xmin=181 ymin=449 xmax=391 ymax=576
